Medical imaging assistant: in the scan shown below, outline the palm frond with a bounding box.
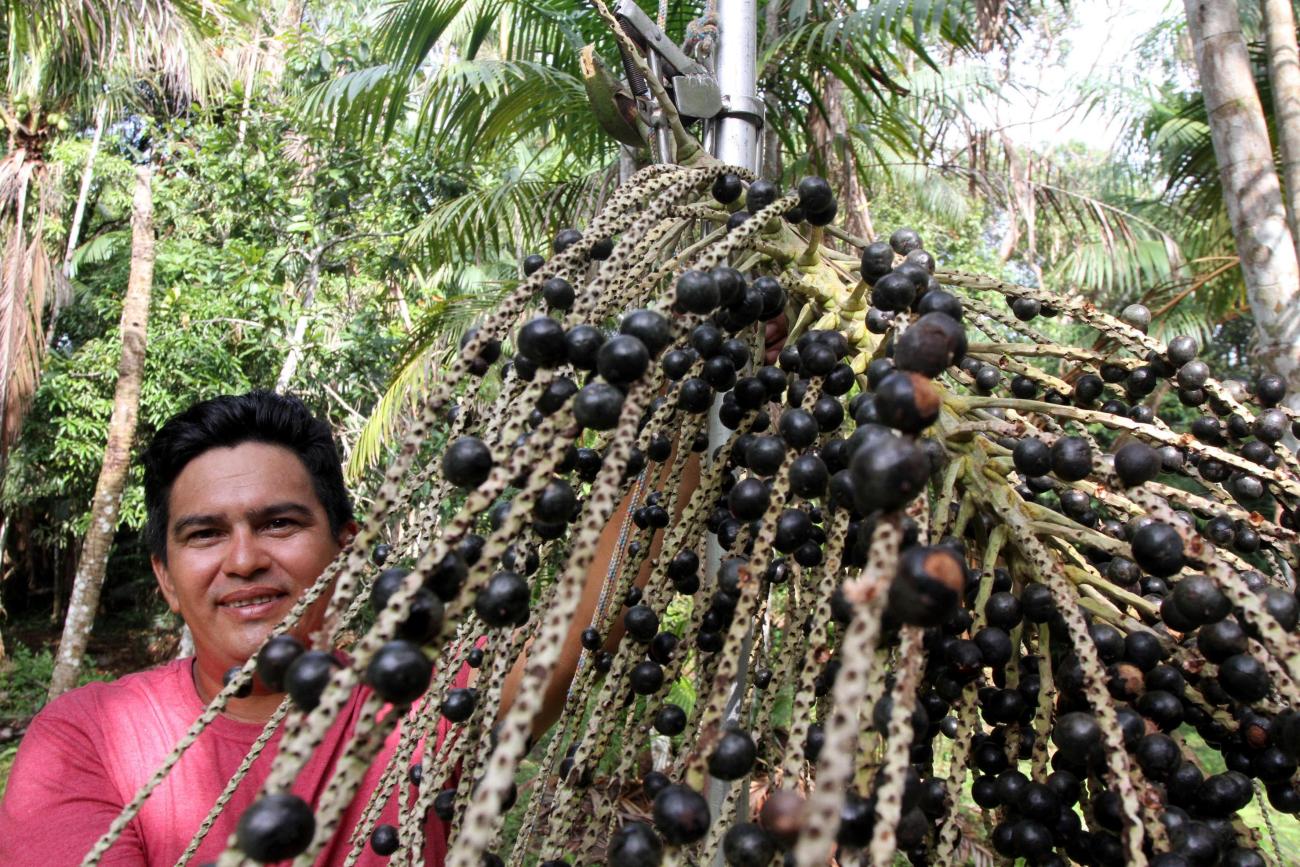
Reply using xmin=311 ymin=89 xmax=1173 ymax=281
xmin=299 ymin=63 xmax=410 ymax=144
xmin=5 ymin=229 xmax=56 ymax=450
xmin=0 ymin=210 xmax=56 ymax=456
xmin=297 ymin=0 xmax=477 ymax=144
xmin=5 ymin=0 xmax=241 ymax=107
xmin=414 ymin=59 xmax=607 ymax=164
xmin=405 ymin=167 xmax=607 ymax=264
xmin=374 ymin=0 xmax=473 ymax=78
xmin=69 ymin=228 xmax=129 ymax=276
xmin=348 ymin=266 xmax=511 ymax=480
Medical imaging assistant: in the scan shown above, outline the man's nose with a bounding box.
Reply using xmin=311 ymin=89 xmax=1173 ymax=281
xmin=222 ymin=526 xmax=271 ymax=577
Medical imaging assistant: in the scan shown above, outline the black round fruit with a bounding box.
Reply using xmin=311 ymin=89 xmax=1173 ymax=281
xmin=871 ymin=272 xmax=915 ymax=312
xmin=574 ymin=383 xmax=625 ymax=430
xmin=630 ymin=661 xmax=666 ymax=695
xmin=861 ymin=241 xmax=894 ymax=283
xmin=441 ymin=687 xmax=477 ymax=723
xmin=1171 ymin=573 xmax=1230 ymax=626
xmin=1219 ymin=653 xmax=1270 ymax=702
xmin=747 ymin=436 xmax=787 ymax=476
xmin=888 ymin=545 xmax=966 ymax=627
xmin=621 ymin=310 xmax=672 ymax=356
xmin=371 ymin=823 xmax=399 ymax=856
xmin=890 ymin=227 xmax=923 ymax=254
xmin=257 ymin=634 xmax=305 ymax=692
xmin=729 ymin=477 xmax=770 ymax=521
xmin=474 ymin=571 xmax=530 ymax=627
xmin=608 ymin=821 xmax=663 ymax=867
xmin=874 ymin=371 xmax=940 ymax=433
xmin=624 ymin=605 xmax=660 ymax=643
xmin=285 ymin=650 xmax=339 ymax=711
xmin=1132 ymin=522 xmax=1185 ymax=578
xmin=366 ymin=640 xmax=433 ymax=705
xmin=713 ymin=173 xmax=742 ymax=204
xmin=597 ymin=335 xmax=651 ymax=385
xmin=1013 ymin=438 xmax=1052 ymax=477
xmin=236 ymin=793 xmax=315 ymax=862
xmin=708 ymin=729 xmax=757 ymax=780
xmin=1114 ymin=441 xmax=1161 ymax=486
xmin=653 ymin=784 xmax=711 ymax=845
xmin=1257 ymin=374 xmax=1286 ymax=407
xmin=778 ymin=409 xmax=819 ymax=449
xmin=796 ymin=176 xmax=834 ymax=212
xmin=542 ymin=276 xmax=574 ymax=310
xmin=789 ymin=454 xmax=829 ymax=499
xmin=850 ymin=435 xmax=930 ymax=514
xmin=722 ymin=822 xmax=776 ymax=867
xmin=516 ymin=316 xmax=567 ymax=367
xmin=746 ymin=179 xmax=779 ymax=212
xmin=1051 ymin=437 xmax=1092 ymax=481
xmin=677 ymin=270 xmax=720 ymax=314
xmin=654 ymin=704 xmax=688 ymax=735
xmin=442 ymin=436 xmax=494 ymax=489
xmin=1052 ymin=711 xmax=1101 ymax=759
xmin=894 ymin=313 xmax=966 ymax=377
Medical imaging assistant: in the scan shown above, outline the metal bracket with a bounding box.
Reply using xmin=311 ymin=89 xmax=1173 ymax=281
xmin=672 ymin=73 xmax=723 ymax=120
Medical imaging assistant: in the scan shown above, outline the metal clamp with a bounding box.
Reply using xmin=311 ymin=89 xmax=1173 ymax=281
xmin=717 ymin=94 xmax=765 ymax=129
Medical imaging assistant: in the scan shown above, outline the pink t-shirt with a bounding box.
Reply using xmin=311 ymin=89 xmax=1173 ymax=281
xmin=0 ymin=656 xmax=468 ymax=866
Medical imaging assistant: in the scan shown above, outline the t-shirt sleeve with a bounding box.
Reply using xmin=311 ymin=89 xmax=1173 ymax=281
xmin=0 ymin=693 xmax=148 ymax=866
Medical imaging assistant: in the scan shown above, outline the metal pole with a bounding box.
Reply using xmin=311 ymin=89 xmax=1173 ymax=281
xmin=706 ymin=0 xmax=762 ymax=848
xmin=712 ymin=0 xmax=762 ymax=175
xmin=647 ymin=53 xmax=676 ymax=163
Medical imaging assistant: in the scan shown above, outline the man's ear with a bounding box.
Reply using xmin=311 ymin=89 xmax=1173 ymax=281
xmin=152 ymin=554 xmax=182 ymax=614
xmin=338 ymin=519 xmax=360 ymax=549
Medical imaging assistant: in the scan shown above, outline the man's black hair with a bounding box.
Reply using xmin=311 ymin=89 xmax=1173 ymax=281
xmin=142 ymin=390 xmax=353 ymax=561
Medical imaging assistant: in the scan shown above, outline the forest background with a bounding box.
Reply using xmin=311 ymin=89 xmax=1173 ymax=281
xmin=1 ymin=0 xmax=1297 ymax=833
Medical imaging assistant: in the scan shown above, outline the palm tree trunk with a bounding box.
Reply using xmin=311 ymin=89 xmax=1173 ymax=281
xmin=48 ymin=165 xmax=154 ymax=700
xmin=1184 ymin=0 xmax=1300 ymax=396
xmin=808 ymin=76 xmax=873 ymax=243
xmin=1262 ymin=0 xmax=1300 ymax=257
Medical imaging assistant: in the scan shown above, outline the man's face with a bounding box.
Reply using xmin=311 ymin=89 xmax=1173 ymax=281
xmin=151 ymin=442 xmax=351 ymax=682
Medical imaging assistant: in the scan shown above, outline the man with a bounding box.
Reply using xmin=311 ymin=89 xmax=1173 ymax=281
xmin=0 ymin=391 xmax=661 ymax=865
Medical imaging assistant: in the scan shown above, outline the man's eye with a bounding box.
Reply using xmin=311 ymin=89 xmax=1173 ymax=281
xmin=266 ymin=518 xmax=297 ymax=531
xmin=188 ymin=529 xmax=219 ymax=541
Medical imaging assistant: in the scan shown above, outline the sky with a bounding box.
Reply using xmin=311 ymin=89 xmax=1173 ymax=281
xmin=991 ymin=0 xmax=1182 ymax=151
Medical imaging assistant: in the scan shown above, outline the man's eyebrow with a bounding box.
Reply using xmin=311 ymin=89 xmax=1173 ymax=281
xmin=171 ymin=503 xmax=316 ymax=536
xmin=171 ymin=513 xmax=222 ymax=536
xmin=248 ymin=502 xmax=316 ymax=523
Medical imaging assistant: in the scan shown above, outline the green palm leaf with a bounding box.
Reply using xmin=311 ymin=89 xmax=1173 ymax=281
xmin=406 ymin=165 xmax=609 ymax=263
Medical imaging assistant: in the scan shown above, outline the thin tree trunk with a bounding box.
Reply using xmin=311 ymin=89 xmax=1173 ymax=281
xmin=48 ymin=165 xmax=154 ymax=700
xmin=760 ymin=0 xmax=783 ymax=184
xmin=1184 ymin=0 xmax=1300 ymax=396
xmin=236 ymin=37 xmax=260 ymax=147
xmin=391 ymin=279 xmax=413 ymax=331
xmin=274 ymin=254 xmax=321 ymax=392
xmin=61 ymin=100 xmax=107 ymax=278
xmin=46 ymin=99 xmax=108 ymax=349
xmin=1262 ymin=0 xmax=1300 ymax=258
